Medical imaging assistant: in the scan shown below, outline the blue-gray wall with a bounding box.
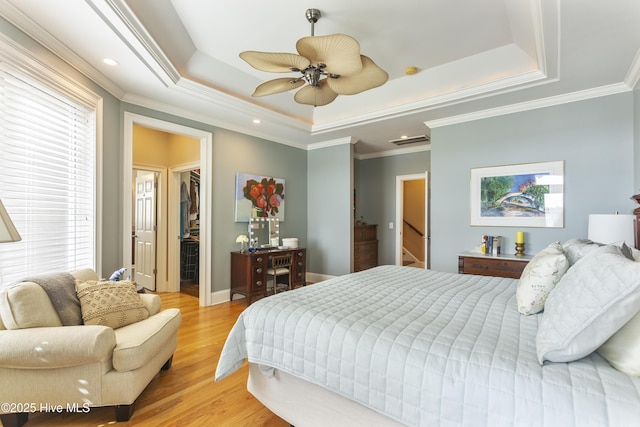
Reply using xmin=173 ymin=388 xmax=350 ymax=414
xmin=431 ymin=92 xmax=636 ymax=273
xmin=307 ymin=143 xmax=353 ymax=276
xmin=4 ymin=16 xmax=640 ymax=288
xmin=355 ymin=151 xmax=431 ymax=265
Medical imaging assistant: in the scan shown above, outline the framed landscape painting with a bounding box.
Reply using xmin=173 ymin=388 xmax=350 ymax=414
xmin=470 ymin=161 xmax=564 ymax=227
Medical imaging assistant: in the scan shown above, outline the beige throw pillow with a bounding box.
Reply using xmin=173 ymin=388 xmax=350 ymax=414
xmin=76 ymin=280 xmax=149 ymax=329
xmin=598 ymin=311 xmax=640 ymax=376
xmin=516 ymin=241 xmax=569 ymax=315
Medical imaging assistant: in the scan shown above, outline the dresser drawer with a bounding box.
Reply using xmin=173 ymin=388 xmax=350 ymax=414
xmin=458 ymin=254 xmax=530 ymax=279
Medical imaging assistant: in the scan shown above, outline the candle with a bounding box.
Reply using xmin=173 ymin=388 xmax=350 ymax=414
xmin=516 ymin=231 xmax=524 ymax=244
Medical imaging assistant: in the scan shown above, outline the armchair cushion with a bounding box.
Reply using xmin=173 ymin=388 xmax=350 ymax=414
xmin=0 ymin=282 xmax=62 ymax=329
xmin=112 ymin=308 xmax=181 ymax=372
xmin=77 ymin=280 xmax=149 ymax=329
xmin=0 ymin=325 xmax=115 ymax=368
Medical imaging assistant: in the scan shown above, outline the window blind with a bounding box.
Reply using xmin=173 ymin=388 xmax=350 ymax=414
xmin=0 ymin=58 xmax=96 ymax=284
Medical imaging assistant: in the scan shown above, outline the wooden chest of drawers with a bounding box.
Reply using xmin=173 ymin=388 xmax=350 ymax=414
xmin=458 ymin=251 xmax=532 ymax=279
xmin=354 ymin=224 xmax=378 ymax=272
xmin=230 ymin=248 xmax=306 ymax=305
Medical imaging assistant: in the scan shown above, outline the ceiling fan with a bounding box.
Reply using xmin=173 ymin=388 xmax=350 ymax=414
xmin=240 ymin=8 xmax=388 ymax=107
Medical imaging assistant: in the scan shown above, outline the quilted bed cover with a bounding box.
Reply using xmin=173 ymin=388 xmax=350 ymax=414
xmin=215 ymin=265 xmax=640 ymax=426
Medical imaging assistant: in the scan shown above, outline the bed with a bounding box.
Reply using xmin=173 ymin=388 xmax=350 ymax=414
xmin=215 ymin=240 xmax=640 ymax=426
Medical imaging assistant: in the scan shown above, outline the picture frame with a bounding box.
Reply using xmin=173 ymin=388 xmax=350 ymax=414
xmin=470 ymin=161 xmax=564 ymax=227
xmin=235 ymin=173 xmax=285 ymax=222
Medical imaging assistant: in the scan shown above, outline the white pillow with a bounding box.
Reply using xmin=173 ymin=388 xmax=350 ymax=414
xmin=598 ymin=311 xmax=640 ymax=376
xmin=536 ymin=244 xmax=640 ymax=364
xmin=516 ymin=241 xmax=569 ymax=315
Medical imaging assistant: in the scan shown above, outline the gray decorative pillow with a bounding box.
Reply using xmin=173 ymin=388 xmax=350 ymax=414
xmin=516 ymin=241 xmax=569 ymax=315
xmin=561 ymin=238 xmax=602 ymax=266
xmin=536 ymin=245 xmax=640 ymax=364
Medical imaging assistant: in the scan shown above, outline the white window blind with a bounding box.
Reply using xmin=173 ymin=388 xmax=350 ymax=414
xmin=0 ymin=57 xmax=96 ymax=284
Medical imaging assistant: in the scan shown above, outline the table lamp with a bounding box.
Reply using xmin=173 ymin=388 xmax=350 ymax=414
xmin=0 ymin=199 xmax=21 ymax=243
xmin=587 ymin=213 xmax=634 ymax=245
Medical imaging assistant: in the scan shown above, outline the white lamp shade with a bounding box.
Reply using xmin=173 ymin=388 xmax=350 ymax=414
xmin=588 ymin=214 xmax=635 ymax=245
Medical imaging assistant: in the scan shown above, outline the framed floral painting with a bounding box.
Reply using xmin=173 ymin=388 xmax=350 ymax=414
xmin=470 ymin=161 xmax=564 ymax=227
xmin=235 ymin=173 xmax=285 ymax=221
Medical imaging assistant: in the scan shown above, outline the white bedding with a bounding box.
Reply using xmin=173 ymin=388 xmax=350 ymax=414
xmin=215 ymin=265 xmax=640 ymax=426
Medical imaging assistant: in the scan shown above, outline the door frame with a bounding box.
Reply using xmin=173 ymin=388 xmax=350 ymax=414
xmin=123 ymin=112 xmax=213 ymax=306
xmin=395 ymin=172 xmax=429 ymax=268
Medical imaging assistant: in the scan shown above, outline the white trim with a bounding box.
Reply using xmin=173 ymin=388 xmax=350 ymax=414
xmin=305 ymin=136 xmax=357 ymax=151
xmin=123 ymin=112 xmax=214 ymax=306
xmin=355 ymin=144 xmax=431 ymax=160
xmin=425 ymin=83 xmax=632 ymax=128
xmin=94 ymin=98 xmax=104 ymax=276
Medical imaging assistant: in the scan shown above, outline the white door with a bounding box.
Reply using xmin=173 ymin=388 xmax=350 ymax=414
xmin=135 ymin=172 xmax=156 ymax=290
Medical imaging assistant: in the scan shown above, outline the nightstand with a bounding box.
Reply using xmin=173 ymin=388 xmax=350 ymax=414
xmin=458 ymin=251 xmax=533 ymax=279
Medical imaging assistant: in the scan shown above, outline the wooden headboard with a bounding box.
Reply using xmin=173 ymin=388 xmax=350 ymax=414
xmin=633 ymin=193 xmax=640 ymax=250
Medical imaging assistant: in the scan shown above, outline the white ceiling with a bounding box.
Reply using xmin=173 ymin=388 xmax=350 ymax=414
xmin=1 ymin=0 xmax=639 ymax=156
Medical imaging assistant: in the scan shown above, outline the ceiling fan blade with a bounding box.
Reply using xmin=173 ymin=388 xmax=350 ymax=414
xmin=240 ymin=51 xmax=310 ymax=73
xmin=252 ymin=78 xmax=305 ymax=97
xmin=296 ymin=34 xmax=362 ymax=76
xmin=294 ymin=80 xmax=339 ymax=106
xmin=326 ymin=55 xmax=389 ymax=95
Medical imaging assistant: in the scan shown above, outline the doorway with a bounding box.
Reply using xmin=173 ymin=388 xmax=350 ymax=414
xmin=123 ymin=113 xmax=213 ymax=306
xmin=395 ymin=173 xmax=429 ymax=268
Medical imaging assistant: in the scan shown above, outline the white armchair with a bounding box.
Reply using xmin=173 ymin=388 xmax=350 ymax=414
xmin=0 ymin=269 xmax=181 ymax=425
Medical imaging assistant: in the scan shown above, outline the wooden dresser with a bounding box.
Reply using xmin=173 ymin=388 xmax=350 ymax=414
xmin=354 ymin=224 xmax=378 ymax=272
xmin=230 ymin=248 xmax=306 ymax=305
xmin=458 ymin=251 xmax=532 ymax=279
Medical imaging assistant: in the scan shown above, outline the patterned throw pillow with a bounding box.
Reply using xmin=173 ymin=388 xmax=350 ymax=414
xmin=516 ymin=241 xmax=569 ymax=315
xmin=76 ymin=280 xmax=149 ymax=329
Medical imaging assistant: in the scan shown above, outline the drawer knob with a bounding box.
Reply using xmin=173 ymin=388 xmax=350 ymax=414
xmin=256 ymin=268 xmax=262 ymax=273
xmin=256 ymin=281 xmax=262 ymax=286
xmin=257 ymin=257 xmax=263 ymax=262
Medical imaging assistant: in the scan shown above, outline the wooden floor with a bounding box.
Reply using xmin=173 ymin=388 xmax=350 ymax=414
xmin=11 ymin=293 xmax=289 ymax=427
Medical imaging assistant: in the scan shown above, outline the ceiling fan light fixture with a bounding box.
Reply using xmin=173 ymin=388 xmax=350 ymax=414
xmin=239 ymin=8 xmax=388 ymax=106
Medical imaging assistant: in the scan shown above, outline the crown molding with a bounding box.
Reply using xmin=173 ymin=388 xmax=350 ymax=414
xmin=355 ymin=144 xmax=431 ymax=160
xmin=121 ymin=93 xmax=310 ymax=151
xmin=425 ymin=83 xmax=631 ymax=129
xmin=307 ymin=137 xmax=358 ymax=151
xmin=0 ymin=0 xmax=126 ymax=99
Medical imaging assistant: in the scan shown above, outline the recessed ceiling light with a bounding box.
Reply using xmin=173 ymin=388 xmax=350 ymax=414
xmin=103 ymin=58 xmax=118 ymax=66
xmin=253 ymin=119 xmax=261 ymax=124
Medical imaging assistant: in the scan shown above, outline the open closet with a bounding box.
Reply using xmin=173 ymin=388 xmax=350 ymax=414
xmin=180 ymin=169 xmax=200 ymax=297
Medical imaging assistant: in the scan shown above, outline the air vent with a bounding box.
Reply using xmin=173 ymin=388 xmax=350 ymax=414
xmin=389 ymin=135 xmax=430 ymax=145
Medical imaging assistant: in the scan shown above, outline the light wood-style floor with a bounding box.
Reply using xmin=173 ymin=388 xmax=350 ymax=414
xmin=12 ymin=293 xmax=289 ymax=427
